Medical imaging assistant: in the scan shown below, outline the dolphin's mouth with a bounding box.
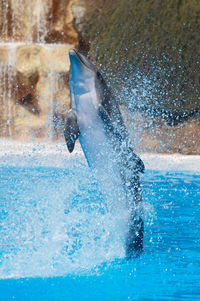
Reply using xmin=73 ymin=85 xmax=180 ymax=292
xmin=69 ymin=49 xmax=96 ymax=73
xmin=69 ymin=49 xmax=88 ymax=68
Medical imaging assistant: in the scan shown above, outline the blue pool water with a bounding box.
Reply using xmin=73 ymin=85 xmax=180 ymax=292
xmin=0 ymin=159 xmax=200 ymax=300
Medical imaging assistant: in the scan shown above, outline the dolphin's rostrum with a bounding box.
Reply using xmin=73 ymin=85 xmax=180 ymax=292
xmin=64 ymin=49 xmax=145 ymax=259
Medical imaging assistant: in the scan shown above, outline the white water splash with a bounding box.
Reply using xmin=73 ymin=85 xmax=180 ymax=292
xmin=0 ymin=161 xmax=128 ymax=279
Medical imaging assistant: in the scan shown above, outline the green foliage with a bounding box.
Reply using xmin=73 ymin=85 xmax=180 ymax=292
xmin=83 ymin=0 xmax=200 ymax=114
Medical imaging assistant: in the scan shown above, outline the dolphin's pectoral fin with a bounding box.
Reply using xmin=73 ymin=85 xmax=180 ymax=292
xmin=98 ymin=105 xmax=123 ymax=141
xmin=64 ymin=109 xmax=80 ymax=153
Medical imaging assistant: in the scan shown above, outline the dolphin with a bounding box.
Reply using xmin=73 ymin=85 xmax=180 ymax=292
xmin=64 ymin=49 xmax=145 ymax=259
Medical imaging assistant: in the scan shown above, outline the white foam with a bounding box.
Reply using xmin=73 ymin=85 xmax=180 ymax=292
xmin=0 ymin=155 xmax=126 ymax=278
xmin=0 ymin=139 xmax=199 ymax=172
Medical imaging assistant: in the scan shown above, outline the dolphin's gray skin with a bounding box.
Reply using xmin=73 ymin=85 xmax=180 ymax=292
xmin=64 ymin=49 xmax=145 ymax=259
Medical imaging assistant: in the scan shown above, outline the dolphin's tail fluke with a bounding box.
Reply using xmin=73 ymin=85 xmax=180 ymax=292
xmin=125 ymin=214 xmax=144 ymax=260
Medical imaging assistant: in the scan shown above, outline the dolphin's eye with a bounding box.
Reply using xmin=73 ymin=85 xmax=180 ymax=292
xmin=96 ymin=71 xmax=103 ymax=81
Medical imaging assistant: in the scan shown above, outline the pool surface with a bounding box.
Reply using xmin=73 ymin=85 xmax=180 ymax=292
xmin=0 ymin=157 xmax=200 ymax=300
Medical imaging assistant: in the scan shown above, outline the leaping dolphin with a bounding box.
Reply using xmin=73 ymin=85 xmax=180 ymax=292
xmin=64 ymin=49 xmax=145 ymax=259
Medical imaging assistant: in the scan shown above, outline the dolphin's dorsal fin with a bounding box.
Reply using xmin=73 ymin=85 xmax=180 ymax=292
xmin=128 ymin=151 xmax=145 ymax=174
xmin=64 ymin=109 xmax=80 ymax=153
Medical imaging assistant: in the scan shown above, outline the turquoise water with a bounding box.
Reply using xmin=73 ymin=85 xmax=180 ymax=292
xmin=0 ymin=160 xmax=200 ymax=300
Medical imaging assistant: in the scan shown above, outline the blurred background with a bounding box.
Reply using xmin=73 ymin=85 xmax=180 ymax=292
xmin=0 ymin=0 xmax=199 ymax=153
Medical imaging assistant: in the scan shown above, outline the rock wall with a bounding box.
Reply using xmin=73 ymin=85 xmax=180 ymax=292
xmin=0 ymin=0 xmax=78 ymax=43
xmin=81 ymin=0 xmax=200 ymax=114
xmin=123 ymin=110 xmax=200 ymax=155
xmin=0 ymin=0 xmax=79 ymax=141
